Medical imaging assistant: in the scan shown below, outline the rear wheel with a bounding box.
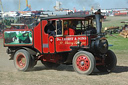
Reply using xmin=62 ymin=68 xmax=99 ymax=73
xmin=96 ymin=50 xmax=117 ymax=72
xmin=41 ymin=61 xmax=60 ymax=69
xmin=14 ymin=49 xmax=34 ymax=71
xmin=72 ymin=51 xmax=95 ymax=75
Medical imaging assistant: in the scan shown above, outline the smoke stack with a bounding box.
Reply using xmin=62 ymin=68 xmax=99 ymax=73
xmin=95 ymin=9 xmax=102 ymax=34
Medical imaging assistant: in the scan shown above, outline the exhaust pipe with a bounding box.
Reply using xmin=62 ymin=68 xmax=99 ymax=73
xmin=95 ymin=9 xmax=102 ymax=34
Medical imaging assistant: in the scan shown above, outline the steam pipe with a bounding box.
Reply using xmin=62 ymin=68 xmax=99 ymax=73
xmin=95 ymin=9 xmax=102 ymax=34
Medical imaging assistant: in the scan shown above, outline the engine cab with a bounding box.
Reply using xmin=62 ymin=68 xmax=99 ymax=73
xmin=33 ymin=15 xmax=98 ymax=54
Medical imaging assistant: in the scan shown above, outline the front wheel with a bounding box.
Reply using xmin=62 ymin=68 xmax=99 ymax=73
xmin=14 ymin=49 xmax=34 ymax=71
xmin=72 ymin=51 xmax=96 ymax=75
xmin=96 ymin=50 xmax=117 ymax=72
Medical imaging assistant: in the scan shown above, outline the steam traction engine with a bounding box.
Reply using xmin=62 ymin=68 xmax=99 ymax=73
xmin=4 ymin=10 xmax=117 ymax=75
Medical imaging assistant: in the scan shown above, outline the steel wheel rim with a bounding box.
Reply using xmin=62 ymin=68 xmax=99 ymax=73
xmin=76 ymin=55 xmax=90 ymax=71
xmin=16 ymin=54 xmax=26 ymax=68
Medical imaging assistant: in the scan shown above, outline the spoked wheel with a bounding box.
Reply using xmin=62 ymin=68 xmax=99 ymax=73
xmin=73 ymin=51 xmax=95 ymax=75
xmin=96 ymin=50 xmax=117 ymax=72
xmin=14 ymin=49 xmax=35 ymax=71
xmin=41 ymin=61 xmax=60 ymax=69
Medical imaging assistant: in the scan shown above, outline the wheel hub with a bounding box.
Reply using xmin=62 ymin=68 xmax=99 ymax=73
xmin=76 ymin=55 xmax=90 ymax=71
xmin=80 ymin=61 xmax=85 ymax=66
xmin=16 ymin=54 xmax=26 ymax=68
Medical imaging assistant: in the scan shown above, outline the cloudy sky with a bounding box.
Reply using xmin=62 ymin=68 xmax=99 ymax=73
xmin=1 ymin=0 xmax=128 ymax=11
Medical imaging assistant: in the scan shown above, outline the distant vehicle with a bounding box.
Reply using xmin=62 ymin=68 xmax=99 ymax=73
xmin=2 ymin=11 xmax=18 ymax=17
xmin=4 ymin=10 xmax=117 ymax=75
xmin=42 ymin=11 xmax=69 ymax=16
xmin=114 ymin=11 xmax=127 ymax=16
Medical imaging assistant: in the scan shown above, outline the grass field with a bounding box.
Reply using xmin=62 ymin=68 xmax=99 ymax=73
xmin=102 ymin=16 xmax=128 ymax=51
xmin=107 ymin=34 xmax=128 ymax=51
xmin=103 ymin=16 xmax=128 ymax=28
xmin=103 ymin=16 xmax=128 ymax=68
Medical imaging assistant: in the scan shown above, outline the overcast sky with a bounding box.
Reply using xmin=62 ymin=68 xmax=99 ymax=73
xmin=1 ymin=0 xmax=128 ymax=11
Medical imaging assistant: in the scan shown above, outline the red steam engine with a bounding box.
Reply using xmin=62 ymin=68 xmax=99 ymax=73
xmin=3 ymin=10 xmax=117 ymax=75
